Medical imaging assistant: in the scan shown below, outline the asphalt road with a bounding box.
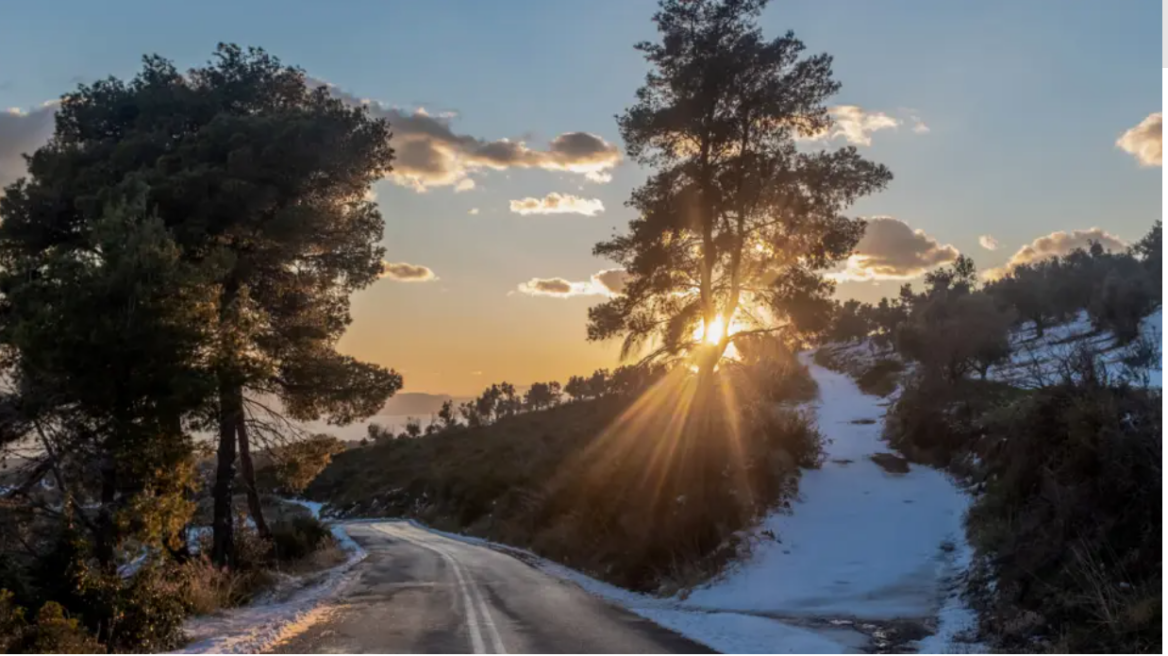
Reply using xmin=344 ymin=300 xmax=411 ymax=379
xmin=271 ymin=521 xmax=713 ymax=654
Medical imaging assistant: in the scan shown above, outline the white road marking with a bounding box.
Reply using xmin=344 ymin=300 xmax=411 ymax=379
xmin=373 ymin=523 xmax=507 ymax=654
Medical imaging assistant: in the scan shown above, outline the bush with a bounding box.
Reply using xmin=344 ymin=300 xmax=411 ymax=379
xmin=967 ymin=355 xmax=1161 ymax=653
xmin=4 ymin=599 xmax=104 ymax=654
xmin=856 ymin=358 xmax=903 ymax=396
xmin=270 ymin=516 xmax=334 ymax=562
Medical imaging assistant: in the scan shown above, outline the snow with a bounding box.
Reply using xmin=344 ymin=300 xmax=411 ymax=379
xmin=684 ymin=359 xmax=973 ymax=622
xmin=176 ymin=510 xmax=367 ymax=654
xmin=989 ymin=308 xmax=1162 ymax=389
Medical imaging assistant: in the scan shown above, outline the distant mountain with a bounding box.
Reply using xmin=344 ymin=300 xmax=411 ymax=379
xmin=379 ymin=392 xmax=473 ymax=417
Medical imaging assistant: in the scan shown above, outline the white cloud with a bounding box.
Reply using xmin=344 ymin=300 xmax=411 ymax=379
xmin=984 ymin=228 xmax=1129 ymax=280
xmin=824 ymin=106 xmax=900 ymax=146
xmin=380 ymin=261 xmax=438 ymax=282
xmin=454 ymin=178 xmax=476 ymax=192
xmin=978 ymin=235 xmax=998 ymax=251
xmin=468 ymin=207 xmax=480 ymax=215
xmin=798 ymin=106 xmax=931 ymax=147
xmin=1116 ymin=112 xmax=1162 ymax=166
xmin=312 ymin=78 xmax=621 ymax=192
xmin=828 ymin=217 xmax=959 ymax=282
xmin=515 ymin=268 xmax=629 ymax=298
xmin=509 ymin=192 xmax=604 ymax=216
xmin=0 ymin=102 xmax=57 ymax=192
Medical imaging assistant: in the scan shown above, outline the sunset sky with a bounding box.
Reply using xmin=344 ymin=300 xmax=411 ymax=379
xmin=1 ymin=0 xmax=1160 ymax=395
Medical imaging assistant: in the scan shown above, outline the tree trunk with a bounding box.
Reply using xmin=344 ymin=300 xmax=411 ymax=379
xmin=211 ymin=377 xmax=238 ymax=568
xmin=235 ymin=390 xmax=271 ymax=540
xmin=95 ymin=454 xmax=118 ymax=574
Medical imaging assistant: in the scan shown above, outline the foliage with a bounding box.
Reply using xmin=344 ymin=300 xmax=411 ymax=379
xmin=897 ymin=291 xmax=1015 ymax=381
xmin=0 ymin=594 xmax=104 ymax=655
xmin=966 ymin=352 xmax=1162 ymax=653
xmin=0 ymin=43 xmax=403 ymax=567
xmin=269 ymin=516 xmax=334 ymax=563
xmin=855 ymin=359 xmax=903 ymax=397
xmin=588 ymin=0 xmax=891 ymax=372
xmin=307 ymin=364 xmax=821 ymax=593
xmin=257 ymin=434 xmax=347 ymax=494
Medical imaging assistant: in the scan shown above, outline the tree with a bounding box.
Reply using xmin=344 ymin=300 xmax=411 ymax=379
xmin=524 ymin=382 xmax=559 ymax=410
xmin=586 ymin=369 xmax=610 ymax=399
xmin=897 ymin=291 xmax=1014 ymax=381
xmin=588 ymin=0 xmax=891 ymax=377
xmin=0 ymin=45 xmax=403 ymax=567
xmin=1133 ymin=220 xmax=1161 ymax=300
xmin=924 ymin=254 xmax=978 ymax=297
xmin=0 ymin=191 xmax=213 ymax=590
xmin=403 ymin=418 xmax=422 ymax=438
xmin=259 ymin=434 xmax=346 ymax=494
xmin=437 ymin=399 xmax=459 ymax=430
xmin=828 ymin=299 xmax=871 ymax=343
xmin=497 ymin=382 xmax=522 ymax=418
xmin=564 ymin=376 xmax=588 ymax=402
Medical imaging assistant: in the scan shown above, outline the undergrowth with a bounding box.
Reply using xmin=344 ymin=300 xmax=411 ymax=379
xmin=308 ymin=361 xmax=823 ymax=593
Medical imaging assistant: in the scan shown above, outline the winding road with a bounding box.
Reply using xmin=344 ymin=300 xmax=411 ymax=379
xmin=271 ymin=521 xmax=712 ymax=654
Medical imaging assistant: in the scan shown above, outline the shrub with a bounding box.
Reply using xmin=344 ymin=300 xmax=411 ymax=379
xmin=967 ymin=354 xmax=1161 ymax=653
xmin=270 ymin=516 xmax=334 ymax=562
xmin=856 ymin=359 xmax=903 ymax=396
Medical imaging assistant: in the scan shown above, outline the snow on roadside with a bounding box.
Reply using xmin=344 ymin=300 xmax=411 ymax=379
xmin=176 ymin=499 xmax=367 ymax=655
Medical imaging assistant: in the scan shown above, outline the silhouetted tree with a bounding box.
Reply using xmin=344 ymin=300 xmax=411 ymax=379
xmin=0 ymin=45 xmax=403 ymax=566
xmin=437 ymin=400 xmax=459 ymax=430
xmin=588 ymin=0 xmax=891 ymax=378
xmin=403 ymin=417 xmax=422 ymax=438
xmin=564 ymin=376 xmax=588 ymax=402
xmin=828 ymin=299 xmax=871 ymax=343
xmin=524 ymin=382 xmax=560 ymax=410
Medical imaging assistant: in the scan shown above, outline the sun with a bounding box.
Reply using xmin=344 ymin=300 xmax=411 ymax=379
xmin=692 ymin=314 xmax=747 ymax=350
xmin=700 ymin=316 xmax=726 ymax=344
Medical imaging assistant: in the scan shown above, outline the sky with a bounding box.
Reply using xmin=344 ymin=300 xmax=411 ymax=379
xmin=0 ymin=0 xmax=1161 ymax=396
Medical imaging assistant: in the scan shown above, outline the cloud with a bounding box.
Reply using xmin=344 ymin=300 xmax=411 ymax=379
xmin=798 ymin=106 xmax=931 ymax=146
xmin=592 ymin=268 xmax=630 ymax=294
xmin=1116 ymin=112 xmax=1162 ymax=166
xmin=829 ymin=217 xmax=959 ymax=282
xmin=0 ymin=102 xmax=57 ymax=192
xmin=468 ymin=207 xmax=480 ymax=215
xmin=821 ymin=106 xmax=900 ymax=146
xmin=454 ymin=178 xmax=476 ymax=192
xmin=312 ymin=79 xmax=621 ymax=192
xmin=515 ymin=268 xmax=629 ymax=297
xmin=979 ymin=235 xmax=999 ymax=251
xmin=509 ymin=192 xmax=604 ymax=216
xmin=380 ymin=261 xmax=438 ymax=282
xmin=984 ymin=228 xmax=1129 ymax=280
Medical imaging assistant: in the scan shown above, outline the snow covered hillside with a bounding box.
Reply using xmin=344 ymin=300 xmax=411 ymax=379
xmin=988 ymin=308 xmax=1162 ymax=388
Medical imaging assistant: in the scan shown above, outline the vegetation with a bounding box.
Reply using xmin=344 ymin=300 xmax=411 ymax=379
xmin=818 ymin=221 xmax=1163 ymax=652
xmin=308 ymin=350 xmax=821 ymax=593
xmin=587 ymin=0 xmax=891 ymax=378
xmin=0 ymin=44 xmax=397 ymax=651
